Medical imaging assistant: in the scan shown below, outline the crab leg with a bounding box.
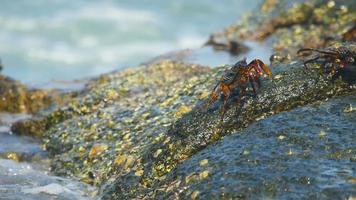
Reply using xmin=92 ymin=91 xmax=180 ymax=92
xmin=249 ymin=76 xmax=257 ymax=94
xmin=254 ymin=75 xmax=261 ymax=88
xmin=220 ymin=84 xmax=231 ymax=121
xmin=297 ymin=48 xmax=338 ymax=56
xmin=303 ymin=54 xmax=337 ymax=67
xmin=250 ymin=63 xmax=262 ymax=75
xmin=235 ymin=86 xmax=245 ymax=116
xmin=302 ymin=56 xmax=321 ymax=67
xmin=204 ymin=82 xmax=221 ymax=109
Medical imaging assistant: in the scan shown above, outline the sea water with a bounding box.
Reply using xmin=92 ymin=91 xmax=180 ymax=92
xmin=0 ymin=0 xmax=262 ymax=87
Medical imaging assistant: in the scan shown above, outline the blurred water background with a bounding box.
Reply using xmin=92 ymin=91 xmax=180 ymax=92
xmin=0 ymin=0 xmax=263 ymax=87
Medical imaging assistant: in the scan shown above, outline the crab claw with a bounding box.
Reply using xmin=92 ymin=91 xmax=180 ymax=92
xmin=249 ymin=59 xmax=272 ymax=78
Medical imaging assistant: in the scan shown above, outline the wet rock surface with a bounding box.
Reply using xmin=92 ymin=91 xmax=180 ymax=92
xmin=148 ymin=94 xmax=356 ymax=199
xmin=12 ymin=61 xmax=216 ymax=187
xmin=100 ymin=44 xmax=355 ymax=199
xmin=12 ymin=46 xmax=355 ymax=200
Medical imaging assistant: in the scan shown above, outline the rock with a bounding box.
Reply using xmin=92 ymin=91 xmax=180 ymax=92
xmin=11 ymin=116 xmax=49 ymax=138
xmin=100 ymin=44 xmax=355 ymax=198
xmin=204 ymin=35 xmax=249 ymax=55
xmin=8 ymin=1 xmax=356 ymax=198
xmin=88 ymin=144 xmax=108 ymax=161
xmin=0 ymin=75 xmax=53 ymax=113
xmin=12 ymin=42 xmax=355 ymax=199
xmin=207 ymin=0 xmax=356 ymax=57
xmin=147 ymin=93 xmax=356 ymax=199
xmin=12 ymin=61 xmax=214 ymax=186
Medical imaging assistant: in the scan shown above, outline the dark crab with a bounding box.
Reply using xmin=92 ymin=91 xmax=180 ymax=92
xmin=297 ymin=46 xmax=355 ymax=74
xmin=206 ymin=58 xmax=272 ymax=120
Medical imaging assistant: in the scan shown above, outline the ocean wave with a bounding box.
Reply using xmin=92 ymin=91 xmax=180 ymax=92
xmin=0 ymin=0 xmax=261 ymax=86
xmin=0 ymin=2 xmax=158 ymax=33
xmin=53 ymin=3 xmax=157 ymax=24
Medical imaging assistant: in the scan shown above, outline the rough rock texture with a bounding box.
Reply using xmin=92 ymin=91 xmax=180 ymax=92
xmin=100 ymin=44 xmax=355 ymax=199
xmin=0 ymin=75 xmax=55 ymax=113
xmin=147 ymin=94 xmax=356 ymax=199
xmin=9 ymin=0 xmax=356 ymax=199
xmin=208 ymin=0 xmax=356 ymax=59
xmin=12 ymin=61 xmax=216 ymax=185
xmin=11 ymin=46 xmax=355 ymax=200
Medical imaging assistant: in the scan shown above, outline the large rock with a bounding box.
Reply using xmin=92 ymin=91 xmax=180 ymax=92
xmin=11 ymin=42 xmax=355 ymax=199
xmin=12 ymin=61 xmax=215 ymax=185
xmin=143 ymin=93 xmax=356 ymax=199
xmin=9 ymin=1 xmax=356 ymax=198
xmin=99 ymin=44 xmax=355 ymax=199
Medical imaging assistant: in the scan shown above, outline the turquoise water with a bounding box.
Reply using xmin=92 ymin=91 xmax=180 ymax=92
xmin=0 ymin=0 xmax=262 ymax=87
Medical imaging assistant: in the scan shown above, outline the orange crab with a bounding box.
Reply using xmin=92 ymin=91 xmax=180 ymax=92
xmin=206 ymin=58 xmax=272 ymax=120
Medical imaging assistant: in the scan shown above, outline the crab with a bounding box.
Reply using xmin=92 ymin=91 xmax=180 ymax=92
xmin=297 ymin=46 xmax=355 ymax=74
xmin=206 ymin=58 xmax=272 ymax=120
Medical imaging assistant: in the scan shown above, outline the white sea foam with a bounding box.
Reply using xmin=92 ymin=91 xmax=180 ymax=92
xmin=53 ymin=3 xmax=157 ymax=24
xmin=27 ymin=43 xmax=86 ymax=65
xmin=0 ymin=17 xmax=38 ymax=31
xmin=0 ymin=0 xmax=261 ymax=86
xmin=23 ymin=183 xmax=76 ymax=195
xmin=0 ymin=159 xmax=94 ymax=199
xmin=176 ymin=34 xmax=206 ymax=48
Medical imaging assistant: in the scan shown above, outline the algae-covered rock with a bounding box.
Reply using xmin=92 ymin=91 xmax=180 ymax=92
xmin=12 ymin=42 xmax=355 ymax=199
xmin=0 ymin=75 xmax=54 ymax=113
xmin=3 ymin=1 xmax=355 ymax=199
xmin=208 ymin=0 xmax=356 ymax=58
xmin=13 ymin=61 xmax=215 ymax=187
xmin=100 ymin=44 xmax=355 ymax=199
xmin=147 ymin=94 xmax=356 ymax=199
